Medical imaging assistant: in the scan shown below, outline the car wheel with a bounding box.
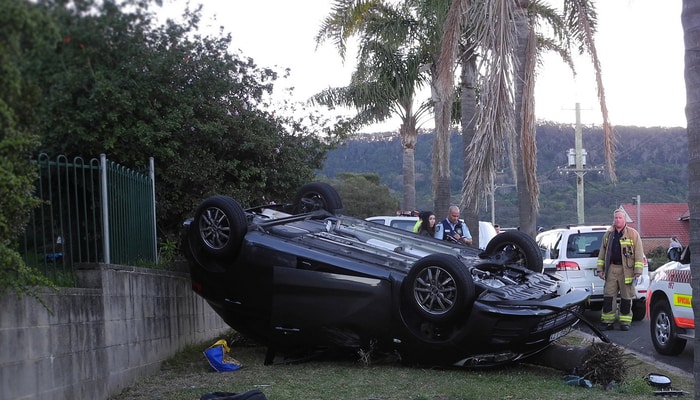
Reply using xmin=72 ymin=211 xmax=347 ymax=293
xmin=632 ymin=298 xmax=646 ymax=321
xmin=650 ymin=300 xmax=686 ymax=355
xmin=190 ymin=196 xmax=247 ymax=259
xmin=292 ymin=182 xmax=343 ymax=215
xmin=403 ymin=254 xmax=475 ymax=324
xmin=484 ymin=230 xmax=543 ymax=273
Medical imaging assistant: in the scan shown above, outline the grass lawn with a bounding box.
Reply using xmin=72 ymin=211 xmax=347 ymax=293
xmin=109 ymin=330 xmax=693 ymax=400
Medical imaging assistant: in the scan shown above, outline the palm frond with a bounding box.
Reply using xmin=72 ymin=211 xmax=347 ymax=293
xmin=566 ymin=0 xmax=616 ymax=182
xmin=462 ymin=0 xmax=517 ymax=211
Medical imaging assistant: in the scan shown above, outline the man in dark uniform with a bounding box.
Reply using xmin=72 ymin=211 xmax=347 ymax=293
xmin=434 ymin=205 xmax=472 ymax=246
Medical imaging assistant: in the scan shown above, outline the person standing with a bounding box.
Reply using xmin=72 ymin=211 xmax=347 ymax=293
xmin=667 ymin=236 xmax=683 ymax=261
xmin=596 ymin=208 xmax=644 ymax=331
xmin=434 ymin=205 xmax=472 ymax=245
xmin=415 ymin=211 xmax=437 ymax=237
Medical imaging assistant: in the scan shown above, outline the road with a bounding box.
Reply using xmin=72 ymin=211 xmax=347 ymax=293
xmin=576 ymin=309 xmax=693 ymax=378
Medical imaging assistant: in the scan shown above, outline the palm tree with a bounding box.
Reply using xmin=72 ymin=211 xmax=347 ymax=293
xmin=315 ymin=0 xmax=432 ymax=211
xmin=439 ymin=0 xmax=614 ymax=239
xmin=511 ymin=1 xmax=539 ymax=237
xmin=427 ymin=1 xmax=460 ymax=216
xmin=680 ymin=0 xmax=700 ymax=389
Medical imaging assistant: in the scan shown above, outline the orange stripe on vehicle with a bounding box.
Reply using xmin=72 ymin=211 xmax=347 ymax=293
xmin=675 ymin=316 xmax=695 ymax=329
xmin=673 ymin=293 xmax=693 ymax=308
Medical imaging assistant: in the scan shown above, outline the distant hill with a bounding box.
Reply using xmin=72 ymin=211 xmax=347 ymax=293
xmin=319 ymin=123 xmax=688 ymax=229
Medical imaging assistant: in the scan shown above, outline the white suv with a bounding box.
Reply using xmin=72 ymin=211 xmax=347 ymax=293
xmin=536 ymin=225 xmax=649 ymax=320
xmin=365 ymin=216 xmax=497 ymax=250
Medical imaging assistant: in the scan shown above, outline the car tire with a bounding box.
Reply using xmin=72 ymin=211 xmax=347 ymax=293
xmin=190 ymin=196 xmax=247 ymax=259
xmin=484 ymin=230 xmax=543 ymax=273
xmin=650 ymin=300 xmax=686 ymax=355
xmin=403 ymin=254 xmax=475 ymax=324
xmin=632 ymin=298 xmax=646 ymax=321
xmin=292 ymin=182 xmax=343 ymax=215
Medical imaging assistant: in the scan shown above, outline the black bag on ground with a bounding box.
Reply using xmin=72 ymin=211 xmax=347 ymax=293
xmin=200 ymin=389 xmax=267 ymax=400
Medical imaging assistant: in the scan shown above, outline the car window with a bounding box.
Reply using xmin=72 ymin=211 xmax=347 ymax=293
xmin=367 ymin=218 xmax=385 ymax=225
xmin=537 ymin=232 xmax=561 ymax=259
xmin=566 ymin=232 xmax=604 ymax=259
xmin=390 ymin=220 xmax=417 ymax=231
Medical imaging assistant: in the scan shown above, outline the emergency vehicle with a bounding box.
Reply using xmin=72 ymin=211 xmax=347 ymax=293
xmin=647 ymin=259 xmax=694 ymax=355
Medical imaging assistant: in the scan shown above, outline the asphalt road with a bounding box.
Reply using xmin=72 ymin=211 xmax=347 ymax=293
xmin=577 ymin=309 xmax=693 ymax=378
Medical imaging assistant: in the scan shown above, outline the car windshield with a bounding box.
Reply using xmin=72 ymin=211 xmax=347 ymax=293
xmin=566 ymin=232 xmax=604 ymax=258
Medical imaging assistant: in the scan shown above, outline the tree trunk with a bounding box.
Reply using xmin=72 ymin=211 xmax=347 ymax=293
xmin=681 ymin=1 xmax=700 ymax=396
xmin=527 ymin=341 xmax=628 ymax=389
xmin=402 ymin=146 xmax=416 ymax=211
xmin=527 ymin=343 xmax=589 ymax=373
xmin=401 ymin=121 xmax=417 ymax=211
xmin=513 ymin=1 xmax=537 ymax=238
xmin=460 ymin=45 xmax=479 ymax=247
xmin=432 ymin=95 xmax=453 ymax=215
xmin=431 ymin=60 xmax=454 ymax=216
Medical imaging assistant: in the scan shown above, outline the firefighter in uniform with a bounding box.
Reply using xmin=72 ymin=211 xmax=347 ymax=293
xmin=596 ymin=208 xmax=644 ymax=331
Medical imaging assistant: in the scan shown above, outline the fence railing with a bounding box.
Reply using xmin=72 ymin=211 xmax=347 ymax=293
xmin=20 ymin=154 xmax=157 ymax=283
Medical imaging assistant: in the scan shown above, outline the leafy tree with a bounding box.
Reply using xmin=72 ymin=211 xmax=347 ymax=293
xmin=0 ymin=0 xmax=57 ymax=302
xmin=326 ymin=173 xmax=399 ymax=218
xmin=32 ymin=0 xmax=345 ymax=236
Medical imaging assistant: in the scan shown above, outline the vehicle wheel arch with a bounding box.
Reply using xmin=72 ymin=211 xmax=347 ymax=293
xmin=188 ymin=195 xmax=248 ymax=261
xmin=401 ymin=253 xmax=475 ymax=324
xmin=291 ymin=182 xmax=343 ymax=215
xmin=484 ymin=230 xmax=543 ymax=273
xmin=649 ymin=297 xmax=686 ymax=356
xmin=648 ymin=290 xmax=670 ymax=310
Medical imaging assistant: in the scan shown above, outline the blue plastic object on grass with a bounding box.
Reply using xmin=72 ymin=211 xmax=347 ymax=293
xmin=204 ymin=340 xmax=241 ymax=372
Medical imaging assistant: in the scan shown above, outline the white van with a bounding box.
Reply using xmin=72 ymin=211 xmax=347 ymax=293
xmin=365 ymin=215 xmax=497 ymax=250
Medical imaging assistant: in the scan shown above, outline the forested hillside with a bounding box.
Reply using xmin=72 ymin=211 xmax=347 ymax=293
xmin=319 ymin=123 xmax=688 ymax=228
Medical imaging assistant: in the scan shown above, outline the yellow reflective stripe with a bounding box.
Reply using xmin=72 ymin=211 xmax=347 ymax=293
xmin=619 ymin=314 xmax=632 ymax=323
xmin=634 ymin=261 xmax=643 ymax=268
xmin=624 ymin=277 xmax=633 ymax=284
xmin=597 ymin=259 xmax=604 ymax=267
xmin=620 ymin=239 xmax=634 ymax=245
xmin=601 ymin=313 xmax=616 ymax=323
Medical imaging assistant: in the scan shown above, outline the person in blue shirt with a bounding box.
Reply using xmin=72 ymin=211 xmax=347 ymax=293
xmin=434 ymin=205 xmax=472 ymax=246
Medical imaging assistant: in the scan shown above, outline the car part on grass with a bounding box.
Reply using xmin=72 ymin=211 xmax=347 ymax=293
xmin=646 ymin=373 xmax=689 ymax=397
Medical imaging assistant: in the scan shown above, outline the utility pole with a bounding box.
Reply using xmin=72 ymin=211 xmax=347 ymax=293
xmin=632 ymin=195 xmax=641 ymax=235
xmin=558 ymin=103 xmax=604 ymax=224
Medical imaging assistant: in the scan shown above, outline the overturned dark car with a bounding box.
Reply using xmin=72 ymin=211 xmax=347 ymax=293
xmin=183 ymin=183 xmax=589 ymax=367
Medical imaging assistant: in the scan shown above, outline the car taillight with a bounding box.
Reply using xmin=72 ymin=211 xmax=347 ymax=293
xmin=556 ymin=261 xmax=580 ymax=271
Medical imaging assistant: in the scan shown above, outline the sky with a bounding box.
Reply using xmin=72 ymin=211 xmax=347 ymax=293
xmin=160 ymin=0 xmax=686 ymax=132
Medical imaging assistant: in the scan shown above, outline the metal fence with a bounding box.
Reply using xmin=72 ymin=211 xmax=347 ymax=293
xmin=20 ymin=154 xmax=157 ymax=283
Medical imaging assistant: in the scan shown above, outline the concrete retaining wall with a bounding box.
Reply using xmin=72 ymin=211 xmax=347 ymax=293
xmin=0 ymin=264 xmax=229 ymax=400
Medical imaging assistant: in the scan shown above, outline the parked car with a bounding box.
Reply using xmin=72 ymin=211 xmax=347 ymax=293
xmin=647 ymin=248 xmax=693 ymax=355
xmin=365 ymin=216 xmax=497 ymax=250
xmin=536 ymin=225 xmax=649 ymax=321
xmin=182 ymin=182 xmax=590 ymax=367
